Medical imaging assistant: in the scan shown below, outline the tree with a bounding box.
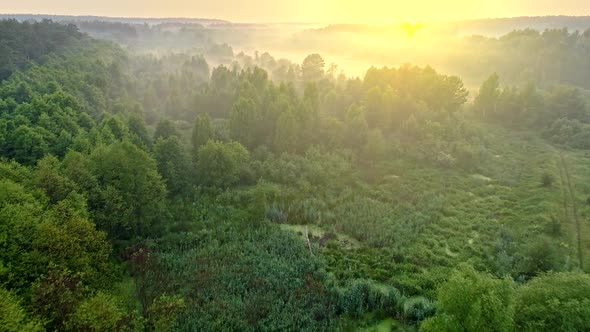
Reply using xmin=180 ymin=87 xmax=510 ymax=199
xmin=0 ymin=288 xmax=44 ymax=332
xmin=303 ymin=82 xmax=320 ymax=113
xmin=229 ymin=97 xmax=259 ymax=149
xmin=474 ymin=74 xmax=500 ymax=119
xmin=301 ymin=54 xmax=325 ymax=82
xmin=147 ymin=294 xmax=186 ymax=331
xmin=32 ymin=268 xmax=85 ymax=330
xmin=127 ymin=114 xmax=152 ymax=149
xmin=364 ymin=86 xmax=391 ymax=130
xmin=7 ymin=125 xmax=48 ymax=165
xmin=344 ymin=105 xmax=369 ymax=150
xmin=274 ymin=111 xmax=299 ymax=153
xmin=0 ymin=179 xmax=45 ymax=292
xmin=33 ymin=215 xmax=114 ymax=290
xmin=514 ymin=272 xmax=590 ymax=331
xmin=0 ymin=169 xmax=114 ymax=298
xmin=153 ymin=136 xmax=192 ymax=196
xmin=153 ymin=119 xmax=178 ymax=141
xmin=65 ymin=292 xmax=131 ymax=332
xmin=361 ymin=129 xmax=388 ymax=163
xmin=191 ymin=113 xmax=214 ymax=155
xmin=518 ymin=237 xmax=563 ymax=278
xmin=195 ymin=140 xmax=250 ymax=188
xmin=36 ymin=155 xmax=74 ymax=203
xmin=102 ymin=117 xmax=128 ymax=141
xmin=421 ymin=265 xmax=514 ymax=332
xmin=90 ymin=142 xmax=166 ymax=239
xmin=544 ymin=86 xmax=588 ymax=123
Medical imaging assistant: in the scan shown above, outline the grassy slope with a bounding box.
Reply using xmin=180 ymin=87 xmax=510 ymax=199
xmin=282 ymin=122 xmax=589 ymax=300
xmin=563 ymin=146 xmax=590 ymax=269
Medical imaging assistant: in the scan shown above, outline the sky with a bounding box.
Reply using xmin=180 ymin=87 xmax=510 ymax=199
xmin=2 ymin=0 xmax=590 ymax=23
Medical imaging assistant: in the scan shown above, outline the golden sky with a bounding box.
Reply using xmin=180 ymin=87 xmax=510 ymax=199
xmin=2 ymin=0 xmax=590 ymax=23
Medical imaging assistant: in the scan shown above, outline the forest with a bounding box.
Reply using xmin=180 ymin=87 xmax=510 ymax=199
xmin=1 ymin=17 xmax=590 ymax=331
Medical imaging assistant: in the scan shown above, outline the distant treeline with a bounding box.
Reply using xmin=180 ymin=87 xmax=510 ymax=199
xmin=0 ymin=19 xmax=83 ymax=80
xmin=0 ymin=14 xmax=229 ymax=26
xmin=452 ymin=28 xmax=590 ymax=89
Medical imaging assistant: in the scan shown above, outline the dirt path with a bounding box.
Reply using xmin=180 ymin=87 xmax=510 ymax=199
xmin=559 ymin=152 xmax=584 ymax=270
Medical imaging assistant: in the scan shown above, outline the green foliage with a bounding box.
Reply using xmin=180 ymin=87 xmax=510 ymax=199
xmin=0 ymin=19 xmax=83 ymax=80
xmin=131 ymin=227 xmax=339 ymax=331
xmin=195 ymin=140 xmax=250 ymax=188
xmin=338 ymin=279 xmax=403 ymax=318
xmin=31 ymin=269 xmax=84 ymax=330
xmin=403 ymin=297 xmax=435 ymax=323
xmin=153 ymin=136 xmax=192 ymax=196
xmin=89 ymin=142 xmax=166 ymax=239
xmin=514 ymin=272 xmax=590 ymax=331
xmin=518 ymin=237 xmax=564 ymax=278
xmin=540 ymin=172 xmax=554 ymax=188
xmin=6 ymin=125 xmax=48 ymax=165
xmin=274 ymin=110 xmax=300 ymax=153
xmin=420 ymin=265 xmax=514 ymax=332
xmin=191 ymin=113 xmax=214 ymax=154
xmin=153 ymin=119 xmax=178 ymax=140
xmin=474 ymin=73 xmax=500 ymax=119
xmin=229 ymin=96 xmax=259 ymax=149
xmin=0 ymin=288 xmax=44 ymax=332
xmin=65 ymin=292 xmax=126 ymax=332
xmin=544 ymin=86 xmax=588 ymax=123
xmin=545 ymin=117 xmax=590 ymax=149
xmin=344 ymin=105 xmax=369 ymax=150
xmin=2 ymin=19 xmax=590 ymax=331
xmin=33 ymin=215 xmax=114 ymax=289
xmin=126 ymin=114 xmax=152 ymax=149
xmin=0 ymin=174 xmax=114 ymax=298
xmin=364 ymin=65 xmax=468 ymax=113
xmin=476 ymin=76 xmax=590 ymax=151
xmin=36 ymin=155 xmax=74 ymax=203
xmin=301 ymin=53 xmax=326 ymax=82
xmin=147 ymin=294 xmax=186 ymax=331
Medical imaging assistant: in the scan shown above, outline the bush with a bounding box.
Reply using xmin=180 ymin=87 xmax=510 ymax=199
xmin=420 ymin=265 xmax=514 ymax=331
xmin=403 ymin=296 xmax=435 ymax=323
xmin=195 ymin=140 xmax=251 ymax=188
xmin=0 ymin=288 xmax=44 ymax=332
xmin=518 ymin=237 xmax=563 ymax=278
xmin=540 ymin=173 xmax=555 ymax=188
xmin=65 ymin=292 xmax=126 ymax=332
xmin=515 ymin=272 xmax=590 ymax=331
xmin=338 ymin=279 xmax=404 ymax=318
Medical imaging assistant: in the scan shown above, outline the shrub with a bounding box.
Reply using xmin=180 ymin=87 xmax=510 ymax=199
xmin=338 ymin=279 xmax=404 ymax=318
xmin=0 ymin=288 xmax=44 ymax=332
xmin=65 ymin=292 xmax=126 ymax=332
xmin=403 ymin=296 xmax=435 ymax=323
xmin=195 ymin=140 xmax=251 ymax=188
xmin=540 ymin=173 xmax=554 ymax=188
xmin=420 ymin=265 xmax=514 ymax=331
xmin=518 ymin=237 xmax=563 ymax=278
xmin=515 ymin=272 xmax=590 ymax=331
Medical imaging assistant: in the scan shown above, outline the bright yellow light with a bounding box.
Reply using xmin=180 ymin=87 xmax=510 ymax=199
xmin=3 ymin=0 xmax=590 ymax=23
xmin=309 ymin=0 xmax=489 ymax=23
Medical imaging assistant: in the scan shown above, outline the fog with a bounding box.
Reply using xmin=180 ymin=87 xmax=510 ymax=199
xmin=30 ymin=15 xmax=590 ymax=90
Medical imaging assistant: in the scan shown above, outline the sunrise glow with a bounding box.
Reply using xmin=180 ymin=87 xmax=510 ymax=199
xmin=2 ymin=0 xmax=590 ymax=23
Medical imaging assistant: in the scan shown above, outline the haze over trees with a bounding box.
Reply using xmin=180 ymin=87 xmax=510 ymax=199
xmin=0 ymin=16 xmax=590 ymax=331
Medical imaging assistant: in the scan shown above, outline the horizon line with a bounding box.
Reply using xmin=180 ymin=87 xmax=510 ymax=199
xmin=2 ymin=12 xmax=590 ymax=26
